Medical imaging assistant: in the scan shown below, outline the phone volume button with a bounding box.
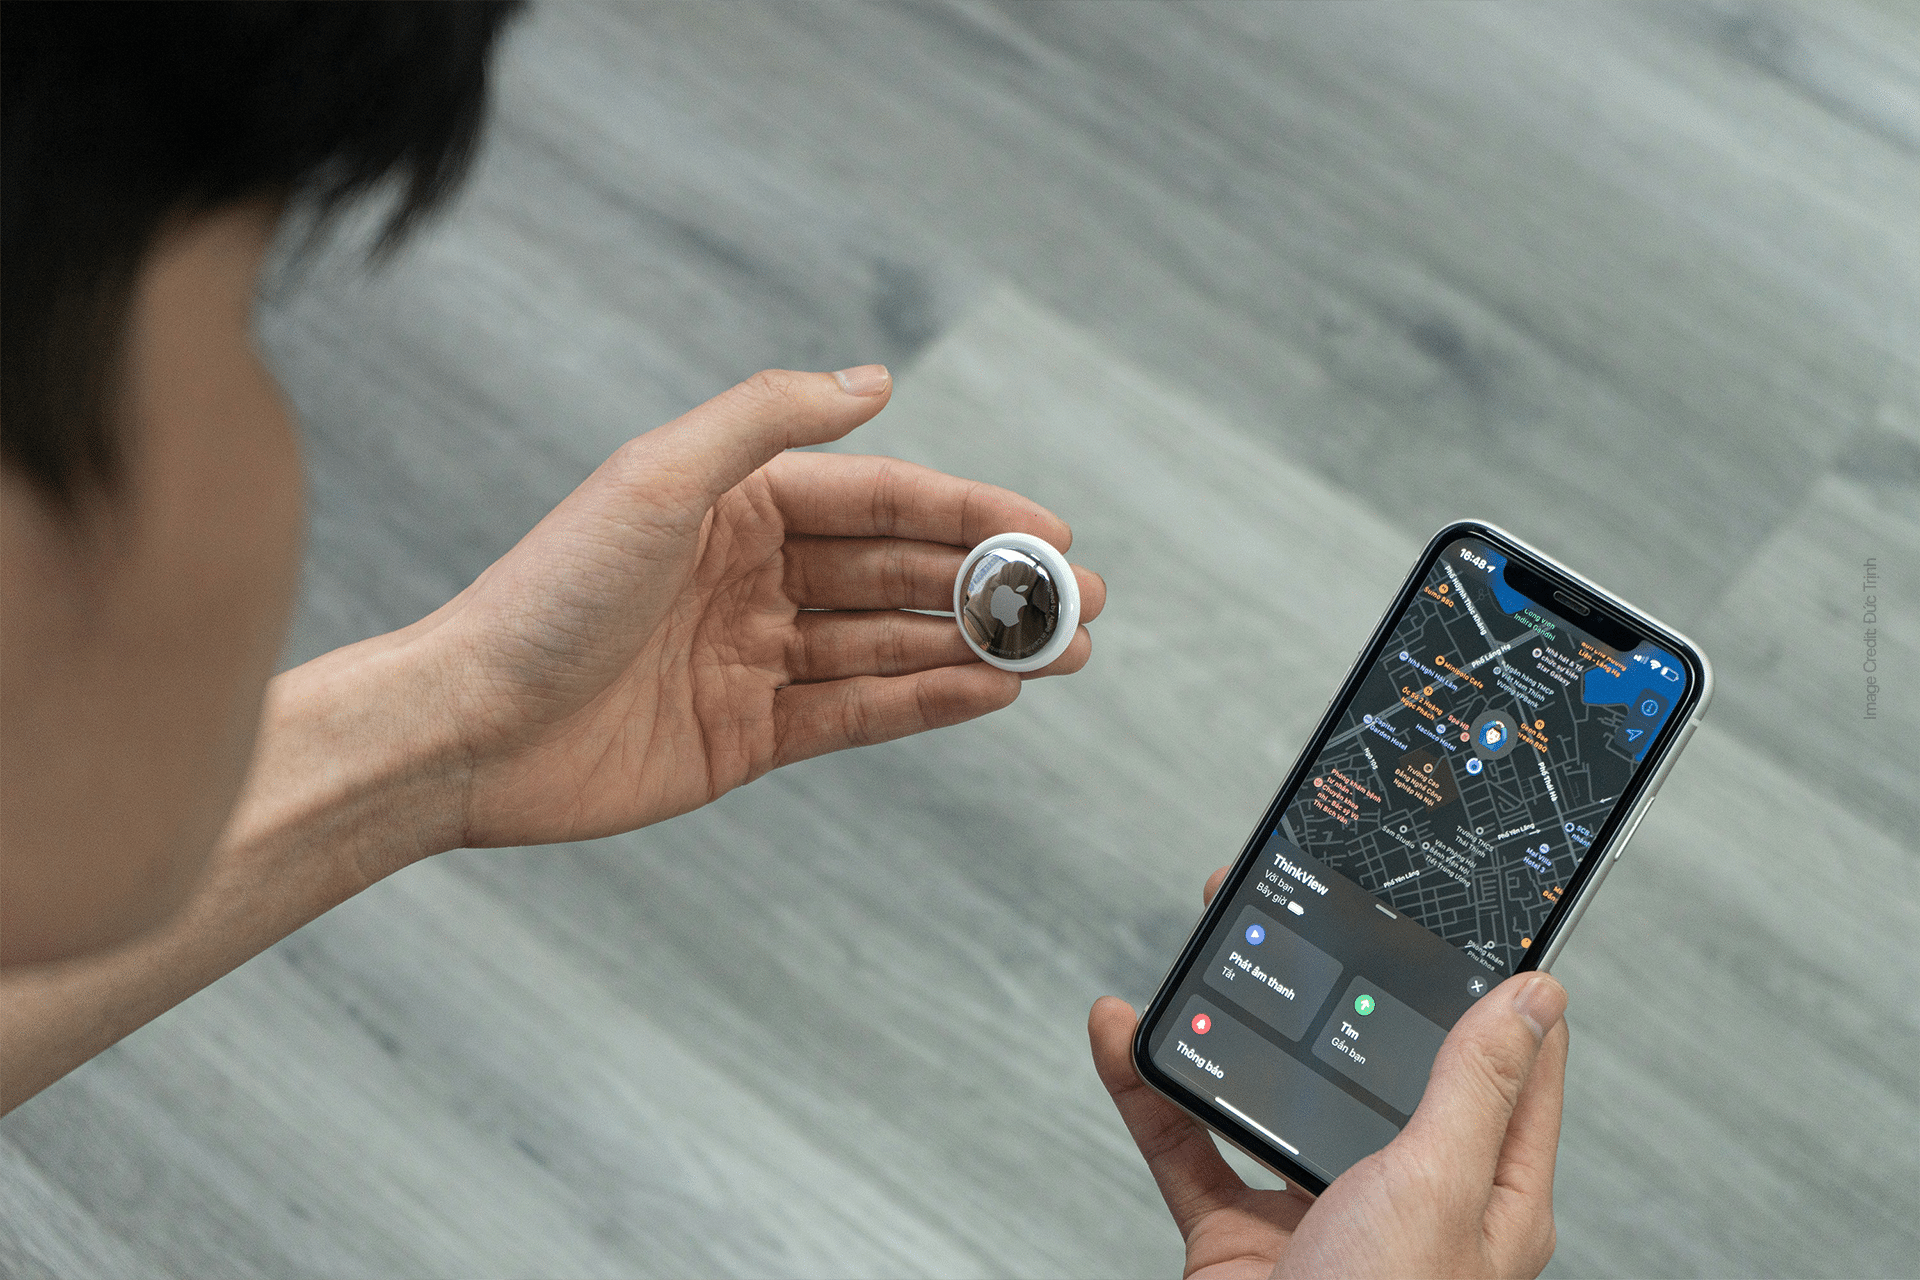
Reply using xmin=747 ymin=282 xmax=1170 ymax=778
xmin=1641 ymin=721 xmax=1696 ymax=803
xmin=1613 ymin=806 xmax=1650 ymax=860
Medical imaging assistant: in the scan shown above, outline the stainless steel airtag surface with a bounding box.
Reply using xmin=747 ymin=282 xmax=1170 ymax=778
xmin=953 ymin=532 xmax=1080 ymax=672
xmin=958 ymin=549 xmax=1060 ymax=661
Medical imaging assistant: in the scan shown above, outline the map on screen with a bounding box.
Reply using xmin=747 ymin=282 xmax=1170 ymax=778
xmin=1278 ymin=538 xmax=1685 ymax=973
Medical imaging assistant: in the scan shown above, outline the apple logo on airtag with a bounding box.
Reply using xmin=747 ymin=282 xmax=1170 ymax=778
xmin=990 ymin=582 xmax=1030 ymax=627
xmin=960 ymin=551 xmax=1056 ymax=660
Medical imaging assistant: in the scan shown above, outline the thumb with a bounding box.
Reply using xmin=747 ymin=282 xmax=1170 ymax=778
xmin=1402 ymin=972 xmax=1567 ymax=1187
xmin=623 ymin=366 xmax=893 ymax=518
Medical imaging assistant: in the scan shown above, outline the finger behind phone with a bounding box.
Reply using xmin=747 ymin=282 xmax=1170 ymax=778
xmin=1088 ymin=997 xmax=1259 ymax=1240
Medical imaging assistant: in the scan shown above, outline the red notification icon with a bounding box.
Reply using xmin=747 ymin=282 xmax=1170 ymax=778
xmin=1191 ymin=1013 xmax=1211 ymax=1035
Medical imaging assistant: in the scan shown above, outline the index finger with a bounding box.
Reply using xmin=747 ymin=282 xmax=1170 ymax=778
xmin=1088 ymin=996 xmax=1250 ymax=1238
xmin=764 ymin=452 xmax=1073 ymax=550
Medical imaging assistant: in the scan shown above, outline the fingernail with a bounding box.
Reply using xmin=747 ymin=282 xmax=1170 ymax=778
xmin=1513 ymin=974 xmax=1568 ymax=1042
xmin=832 ymin=364 xmax=891 ymax=396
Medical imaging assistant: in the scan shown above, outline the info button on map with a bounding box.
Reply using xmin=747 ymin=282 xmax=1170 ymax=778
xmin=1615 ymin=688 xmax=1667 ymax=757
xmin=1203 ymin=906 xmax=1344 ymax=1042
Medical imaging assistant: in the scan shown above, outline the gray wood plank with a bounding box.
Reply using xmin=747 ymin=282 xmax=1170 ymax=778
xmin=476 ymin=0 xmax=1918 ymax=627
xmin=1547 ymin=724 xmax=1919 ymax=1277
xmin=0 ymin=1139 xmax=151 ymax=1280
xmin=1696 ymin=456 xmax=1920 ymax=837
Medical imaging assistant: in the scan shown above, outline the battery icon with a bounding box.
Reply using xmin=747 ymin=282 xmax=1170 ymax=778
xmin=1287 ymin=901 xmax=1305 ymax=916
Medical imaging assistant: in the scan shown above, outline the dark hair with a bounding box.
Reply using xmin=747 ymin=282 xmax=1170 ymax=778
xmin=2 ymin=0 xmax=522 ymax=505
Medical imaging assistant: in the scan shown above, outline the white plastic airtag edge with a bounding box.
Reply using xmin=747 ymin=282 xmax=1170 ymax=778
xmin=952 ymin=532 xmax=1081 ymax=673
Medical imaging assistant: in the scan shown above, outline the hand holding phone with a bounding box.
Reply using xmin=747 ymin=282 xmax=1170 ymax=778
xmin=1089 ymin=869 xmax=1569 ymax=1280
xmin=1130 ymin=522 xmax=1708 ymax=1196
xmin=1102 ymin=522 xmax=1708 ymax=1274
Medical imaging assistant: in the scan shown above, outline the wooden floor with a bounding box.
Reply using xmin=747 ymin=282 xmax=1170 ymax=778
xmin=5 ymin=3 xmax=1917 ymax=1277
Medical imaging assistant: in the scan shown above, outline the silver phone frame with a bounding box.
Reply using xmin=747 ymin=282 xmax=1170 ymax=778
xmin=1464 ymin=523 xmax=1714 ymax=968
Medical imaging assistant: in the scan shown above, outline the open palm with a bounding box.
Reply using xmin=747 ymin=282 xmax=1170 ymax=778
xmin=398 ymin=367 xmax=1102 ymax=850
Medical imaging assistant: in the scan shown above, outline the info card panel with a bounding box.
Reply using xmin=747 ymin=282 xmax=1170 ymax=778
xmin=1201 ymin=905 xmax=1344 ymax=1042
xmin=1153 ymin=994 xmax=1401 ymax=1182
xmin=1311 ymin=974 xmax=1450 ymax=1117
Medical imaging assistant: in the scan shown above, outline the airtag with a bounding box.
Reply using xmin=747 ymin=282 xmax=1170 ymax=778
xmin=953 ymin=533 xmax=1080 ymax=672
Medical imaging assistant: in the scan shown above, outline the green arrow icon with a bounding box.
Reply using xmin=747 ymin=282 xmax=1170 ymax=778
xmin=1354 ymin=993 xmax=1376 ymax=1016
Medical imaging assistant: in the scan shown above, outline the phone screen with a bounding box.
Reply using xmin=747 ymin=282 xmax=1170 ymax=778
xmin=1140 ymin=531 xmax=1697 ymax=1186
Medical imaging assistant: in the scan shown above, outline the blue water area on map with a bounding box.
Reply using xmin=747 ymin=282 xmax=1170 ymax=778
xmin=1582 ymin=646 xmax=1683 ymax=761
xmin=1582 ymin=659 xmax=1680 ymax=706
xmin=1588 ymin=667 xmax=1679 ymax=760
xmin=1477 ymin=545 xmax=1684 ymax=760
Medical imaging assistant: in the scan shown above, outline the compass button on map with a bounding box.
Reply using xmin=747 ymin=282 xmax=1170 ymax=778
xmin=1614 ymin=688 xmax=1668 ymax=758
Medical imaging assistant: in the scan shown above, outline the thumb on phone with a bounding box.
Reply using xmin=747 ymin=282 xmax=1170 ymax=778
xmin=1396 ymin=971 xmax=1569 ymax=1271
xmin=1408 ymin=972 xmax=1566 ymax=1180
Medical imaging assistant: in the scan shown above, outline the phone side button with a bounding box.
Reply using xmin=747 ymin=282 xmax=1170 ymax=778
xmin=1613 ymin=807 xmax=1648 ymax=860
xmin=1645 ymin=721 xmax=1698 ymax=800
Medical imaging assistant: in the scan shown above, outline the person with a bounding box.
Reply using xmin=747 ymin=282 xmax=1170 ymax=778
xmin=0 ymin=5 xmax=1567 ymax=1276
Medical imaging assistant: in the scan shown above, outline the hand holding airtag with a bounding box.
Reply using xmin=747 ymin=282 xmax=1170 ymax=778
xmin=953 ymin=533 xmax=1080 ymax=672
